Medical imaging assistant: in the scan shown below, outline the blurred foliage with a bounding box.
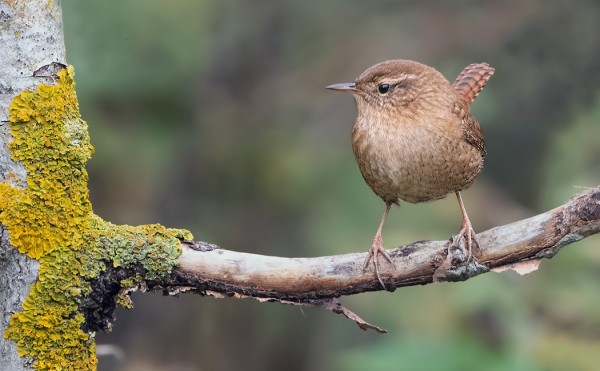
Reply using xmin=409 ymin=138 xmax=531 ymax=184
xmin=60 ymin=0 xmax=600 ymax=370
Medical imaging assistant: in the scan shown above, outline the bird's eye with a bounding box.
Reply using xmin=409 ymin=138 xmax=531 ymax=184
xmin=378 ymin=83 xmax=390 ymax=95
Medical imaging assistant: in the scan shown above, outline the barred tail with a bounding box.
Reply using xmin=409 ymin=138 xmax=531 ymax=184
xmin=453 ymin=63 xmax=495 ymax=106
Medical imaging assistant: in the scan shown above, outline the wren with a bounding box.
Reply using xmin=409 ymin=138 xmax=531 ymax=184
xmin=327 ymin=59 xmax=494 ymax=289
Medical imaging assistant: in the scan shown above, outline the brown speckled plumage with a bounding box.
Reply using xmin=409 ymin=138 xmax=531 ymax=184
xmin=328 ymin=59 xmax=494 ymax=289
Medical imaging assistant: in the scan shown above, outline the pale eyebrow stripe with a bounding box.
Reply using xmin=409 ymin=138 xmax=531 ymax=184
xmin=377 ymin=74 xmax=417 ymax=86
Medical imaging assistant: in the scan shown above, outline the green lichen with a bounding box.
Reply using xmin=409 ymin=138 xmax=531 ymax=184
xmin=0 ymin=66 xmax=192 ymax=370
xmin=116 ymin=275 xmax=139 ymax=310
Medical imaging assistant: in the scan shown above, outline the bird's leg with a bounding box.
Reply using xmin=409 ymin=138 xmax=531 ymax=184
xmin=363 ymin=202 xmax=395 ymax=289
xmin=455 ymin=192 xmax=479 ymax=261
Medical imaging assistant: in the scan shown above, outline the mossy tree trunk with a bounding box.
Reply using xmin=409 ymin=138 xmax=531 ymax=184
xmin=0 ymin=1 xmax=66 ymax=369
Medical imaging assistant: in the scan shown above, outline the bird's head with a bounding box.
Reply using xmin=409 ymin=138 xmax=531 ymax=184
xmin=327 ymin=59 xmax=450 ymax=117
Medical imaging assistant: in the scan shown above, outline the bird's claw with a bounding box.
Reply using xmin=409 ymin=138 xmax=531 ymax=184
xmin=456 ymin=220 xmax=480 ymax=263
xmin=363 ymin=237 xmax=395 ymax=290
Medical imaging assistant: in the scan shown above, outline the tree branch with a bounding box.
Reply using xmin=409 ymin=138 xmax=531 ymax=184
xmin=172 ymin=186 xmax=600 ymax=332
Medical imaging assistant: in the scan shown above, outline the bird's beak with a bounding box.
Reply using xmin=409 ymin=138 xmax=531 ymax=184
xmin=326 ymin=82 xmax=357 ymax=92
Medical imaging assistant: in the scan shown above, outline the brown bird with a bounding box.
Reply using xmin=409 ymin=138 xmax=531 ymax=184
xmin=327 ymin=60 xmax=494 ymax=288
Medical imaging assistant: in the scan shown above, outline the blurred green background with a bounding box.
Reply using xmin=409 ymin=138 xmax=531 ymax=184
xmin=60 ymin=0 xmax=600 ymax=370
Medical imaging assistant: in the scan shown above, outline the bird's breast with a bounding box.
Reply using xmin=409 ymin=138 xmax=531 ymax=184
xmin=351 ymin=115 xmax=483 ymax=204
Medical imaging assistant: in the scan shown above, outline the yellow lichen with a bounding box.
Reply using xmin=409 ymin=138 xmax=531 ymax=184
xmin=0 ymin=66 xmax=192 ymax=370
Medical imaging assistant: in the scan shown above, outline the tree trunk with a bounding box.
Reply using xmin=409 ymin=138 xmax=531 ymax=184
xmin=0 ymin=1 xmax=66 ymax=369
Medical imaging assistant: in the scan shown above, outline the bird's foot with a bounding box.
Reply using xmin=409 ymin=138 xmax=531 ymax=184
xmin=434 ymin=213 xmax=486 ymax=282
xmin=456 ymin=217 xmax=480 ymax=263
xmin=363 ymin=234 xmax=395 ymax=290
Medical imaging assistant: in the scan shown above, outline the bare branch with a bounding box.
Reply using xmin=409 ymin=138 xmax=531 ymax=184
xmin=173 ymin=186 xmax=599 ymax=330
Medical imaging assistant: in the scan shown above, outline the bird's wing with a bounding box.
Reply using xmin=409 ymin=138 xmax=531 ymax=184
xmin=453 ymin=102 xmax=486 ymax=159
xmin=453 ymin=63 xmax=495 ymax=106
xmin=463 ymin=113 xmax=486 ymax=159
